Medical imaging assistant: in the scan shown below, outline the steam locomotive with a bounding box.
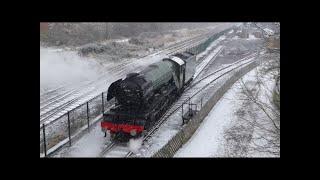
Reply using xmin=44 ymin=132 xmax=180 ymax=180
xmin=101 ymin=51 xmax=197 ymax=141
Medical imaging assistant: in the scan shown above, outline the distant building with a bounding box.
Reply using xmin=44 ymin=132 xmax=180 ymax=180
xmin=267 ymin=36 xmax=280 ymax=52
xmin=252 ymin=31 xmax=263 ymax=38
xmin=238 ymin=29 xmax=249 ymax=38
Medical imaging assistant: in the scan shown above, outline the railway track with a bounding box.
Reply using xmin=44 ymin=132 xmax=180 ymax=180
xmin=40 ymin=63 xmax=132 ymax=123
xmin=40 ymin=85 xmax=66 ymax=98
xmin=40 ymin=83 xmax=88 ymax=111
xmin=40 ymin=31 xmax=218 ymax=126
xmin=98 ymin=39 xmax=227 ymax=158
xmin=42 ymin=28 xmax=233 ymax=157
xmin=140 ymin=31 xmax=214 ymax=58
xmin=40 ymin=83 xmax=81 ymax=106
xmin=40 ymin=87 xmax=95 ymax=124
xmin=99 ymin=50 xmax=259 ymax=158
xmin=125 ymin=52 xmax=254 ymax=157
xmin=106 ymin=32 xmax=216 ymax=78
xmin=125 ymin=53 xmax=259 ymax=157
xmin=40 ymin=25 xmax=230 ymax=111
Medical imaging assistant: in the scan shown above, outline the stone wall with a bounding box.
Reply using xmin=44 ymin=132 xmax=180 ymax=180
xmin=152 ymin=61 xmax=258 ymax=157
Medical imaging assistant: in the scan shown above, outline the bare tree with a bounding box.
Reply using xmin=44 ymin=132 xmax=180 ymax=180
xmin=223 ymin=51 xmax=280 ymax=157
xmin=105 ymin=23 xmax=114 ymax=40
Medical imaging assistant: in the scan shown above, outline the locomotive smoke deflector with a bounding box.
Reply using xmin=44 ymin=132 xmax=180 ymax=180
xmin=107 ymin=79 xmax=122 ymax=101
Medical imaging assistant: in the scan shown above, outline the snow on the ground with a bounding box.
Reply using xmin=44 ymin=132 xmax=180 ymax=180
xmin=40 ymin=24 xmax=233 ymax=95
xmin=247 ymin=34 xmax=258 ymax=40
xmin=221 ymin=60 xmax=278 ymax=157
xmin=47 ymin=25 xmax=242 ymax=157
xmin=104 ymin=40 xmax=234 ymax=157
xmin=232 ymin=36 xmax=239 ymax=40
xmin=99 ymin=38 xmax=130 ymax=45
xmin=263 ymin=28 xmax=274 ymax=35
xmin=194 ymin=45 xmax=224 ymax=78
xmin=54 ymin=122 xmax=109 ymax=157
xmin=255 ymin=67 xmax=276 ymax=108
xmin=128 ymin=138 xmax=143 ymax=154
xmin=114 ymin=38 xmax=129 ymax=43
xmin=40 ymin=44 xmax=163 ymax=96
xmin=174 ymin=57 xmax=275 ymax=157
xmin=196 ymin=35 xmax=226 ymax=61
xmin=40 ymin=45 xmax=166 ymax=102
xmin=122 ymin=48 xmax=257 ymax=157
xmin=174 ymin=63 xmax=276 ymax=157
xmin=174 ymin=70 xmax=248 ymax=157
xmin=49 ymin=54 xmax=168 ymax=157
xmin=135 ymin=64 xmax=244 ymax=157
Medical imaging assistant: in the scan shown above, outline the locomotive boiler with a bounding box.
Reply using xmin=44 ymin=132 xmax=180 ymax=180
xmin=101 ymin=51 xmax=196 ymax=141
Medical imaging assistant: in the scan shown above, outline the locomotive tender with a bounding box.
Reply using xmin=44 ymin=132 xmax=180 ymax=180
xmin=101 ymin=51 xmax=197 ymax=141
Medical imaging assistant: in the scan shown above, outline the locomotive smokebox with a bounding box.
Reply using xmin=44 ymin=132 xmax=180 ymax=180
xmin=107 ymin=79 xmax=122 ymax=101
xmin=107 ymin=76 xmax=144 ymax=107
xmin=117 ymin=77 xmax=144 ymax=106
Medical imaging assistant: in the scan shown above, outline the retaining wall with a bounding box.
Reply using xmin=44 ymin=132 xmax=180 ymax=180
xmin=152 ymin=61 xmax=258 ymax=157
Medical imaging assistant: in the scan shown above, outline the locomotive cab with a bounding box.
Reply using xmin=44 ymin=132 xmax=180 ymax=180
xmin=163 ymin=57 xmax=185 ymax=91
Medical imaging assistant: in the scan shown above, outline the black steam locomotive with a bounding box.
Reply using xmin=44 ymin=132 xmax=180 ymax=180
xmin=101 ymin=51 xmax=197 ymax=141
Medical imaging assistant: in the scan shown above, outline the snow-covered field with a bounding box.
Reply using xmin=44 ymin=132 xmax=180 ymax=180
xmin=51 ymin=32 xmax=230 ymax=157
xmin=40 ymin=23 xmax=237 ymax=108
xmin=40 ymin=24 xmax=233 ymax=95
xmin=175 ymin=68 xmax=258 ymax=157
xmin=54 ymin=120 xmax=109 ymax=157
xmin=174 ymin=58 xmax=279 ymax=157
xmin=247 ymin=34 xmax=259 ymax=40
xmin=135 ymin=57 xmax=257 ymax=157
xmin=42 ymin=23 xmax=274 ymax=157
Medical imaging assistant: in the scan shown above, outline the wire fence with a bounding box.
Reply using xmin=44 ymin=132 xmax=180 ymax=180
xmin=40 ymin=91 xmax=108 ymax=156
xmin=40 ymin=27 xmax=235 ymax=157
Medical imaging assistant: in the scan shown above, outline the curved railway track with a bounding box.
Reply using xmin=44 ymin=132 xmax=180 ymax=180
xmin=42 ymin=28 xmax=235 ymax=157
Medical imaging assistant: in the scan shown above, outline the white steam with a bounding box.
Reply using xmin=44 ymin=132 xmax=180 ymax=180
xmin=40 ymin=47 xmax=101 ymax=90
xmin=128 ymin=138 xmax=143 ymax=154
